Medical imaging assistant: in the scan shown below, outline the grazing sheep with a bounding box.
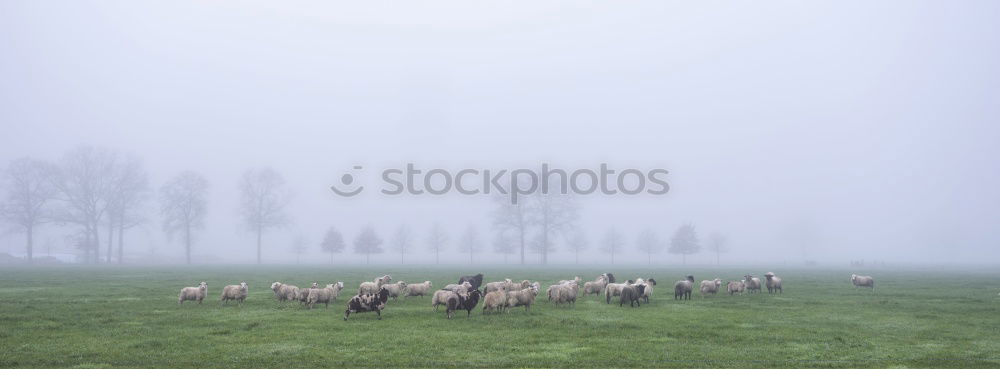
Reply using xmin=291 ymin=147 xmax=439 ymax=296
xmin=404 ymin=281 xmax=433 ymax=297
xmin=700 ymin=279 xmax=722 ymax=297
xmin=674 ymin=276 xmax=695 ymax=300
xmin=443 ymin=282 xmax=473 ymax=294
xmin=458 ymin=274 xmax=484 ymax=290
xmin=358 ymin=275 xmax=392 ymax=295
xmin=506 ymin=283 xmax=540 ymax=313
xmin=178 ymin=282 xmax=207 ymax=304
xmin=344 ymin=287 xmax=390 ymax=320
xmin=619 ymin=283 xmax=646 ymax=307
xmin=306 ymin=282 xmax=345 ymax=309
xmin=851 ymin=274 xmax=875 ymax=292
xmin=557 ymin=276 xmax=582 ymax=285
xmin=482 ymin=288 xmax=508 ymax=314
xmin=382 ymin=281 xmax=408 ymax=300
xmin=743 ymin=275 xmax=762 ymax=294
xmin=485 ymin=279 xmax=513 ymax=293
xmin=220 ymin=281 xmax=248 ymax=305
xmin=727 ymin=281 xmax=745 ymax=295
xmin=764 ymin=272 xmax=783 ymax=294
xmin=271 ymin=282 xmax=300 ymax=302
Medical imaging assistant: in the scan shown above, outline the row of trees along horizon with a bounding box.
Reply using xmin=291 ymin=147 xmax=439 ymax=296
xmin=0 ymin=146 xmax=730 ymax=265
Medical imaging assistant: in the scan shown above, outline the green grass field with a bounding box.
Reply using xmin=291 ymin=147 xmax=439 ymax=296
xmin=1 ymin=265 xmax=998 ymax=368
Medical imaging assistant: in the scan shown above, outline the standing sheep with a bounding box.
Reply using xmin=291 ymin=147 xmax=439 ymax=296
xmin=271 ymin=282 xmax=300 ymax=302
xmin=432 ymin=289 xmax=460 ymax=311
xmin=674 ymin=275 xmax=695 ymax=300
xmin=700 ymin=278 xmax=722 ymax=297
xmin=359 ymin=275 xmax=392 ymax=295
xmin=382 ymin=281 xmax=408 ymax=300
xmin=442 ymin=282 xmax=472 ymax=294
xmin=636 ymin=278 xmax=657 ymax=303
xmin=506 ymin=283 xmax=540 ymax=313
xmin=727 ymin=281 xmax=745 ymax=295
xmin=743 ymin=275 xmax=762 ymax=294
xmin=619 ymin=283 xmax=646 ymax=307
xmin=482 ymin=287 xmax=508 ymax=314
xmin=444 ymin=289 xmax=483 ymax=319
xmin=458 ymin=274 xmax=484 ymax=290
xmin=485 ymin=279 xmax=513 ymax=293
xmin=851 ymin=274 xmax=875 ymax=292
xmin=297 ymin=282 xmax=319 ymax=305
xmin=306 ymin=282 xmax=345 ymax=309
xmin=404 ymin=281 xmax=433 ymax=297
xmin=548 ymin=280 xmax=580 ymax=306
xmin=583 ymin=274 xmax=610 ymax=297
xmin=220 ymin=281 xmax=248 ymax=305
xmin=605 ymin=282 xmax=629 ymax=304
xmin=764 ymin=272 xmax=783 ymax=294
xmin=178 ymin=282 xmax=207 ymax=305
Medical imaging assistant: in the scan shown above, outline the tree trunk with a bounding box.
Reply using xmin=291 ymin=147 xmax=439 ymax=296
xmin=575 ymin=250 xmax=579 ymax=265
xmin=470 ymin=250 xmax=474 ymax=264
xmin=716 ymin=251 xmax=720 ymax=265
xmin=366 ymin=252 xmax=370 ymax=265
xmin=92 ymin=223 xmax=101 ymax=263
xmin=541 ymin=232 xmax=548 ymax=265
xmin=436 ymin=249 xmax=440 ymax=264
xmin=648 ymin=251 xmax=651 ymax=265
xmin=106 ymin=218 xmax=114 ymax=263
xmin=611 ymin=248 xmax=615 ymax=264
xmin=25 ymin=225 xmax=33 ymax=264
xmin=256 ymin=223 xmax=262 ymax=264
xmin=682 ymin=254 xmax=686 ymax=265
xmin=519 ymin=228 xmax=525 ymax=265
xmin=117 ymin=215 xmax=125 ymax=264
xmin=185 ymin=224 xmax=192 ymax=264
xmin=331 ymin=252 xmax=335 ymax=265
xmin=400 ymin=250 xmax=404 ymax=265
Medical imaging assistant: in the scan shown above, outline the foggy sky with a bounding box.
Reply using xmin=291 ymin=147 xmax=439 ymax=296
xmin=1 ymin=1 xmax=998 ymax=265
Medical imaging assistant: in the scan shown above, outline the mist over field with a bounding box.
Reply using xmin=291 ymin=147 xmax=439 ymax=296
xmin=1 ymin=1 xmax=999 ymax=267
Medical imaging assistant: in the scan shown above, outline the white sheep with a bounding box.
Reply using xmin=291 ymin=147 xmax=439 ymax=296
xmin=404 ymin=281 xmax=433 ymax=297
xmin=485 ymin=279 xmax=513 ymax=293
xmin=635 ymin=278 xmax=657 ymax=303
xmin=548 ymin=280 xmax=580 ymax=306
xmin=582 ymin=274 xmax=610 ymax=297
xmin=700 ymin=278 xmax=722 ymax=297
xmin=482 ymin=288 xmax=508 ymax=314
xmin=506 ymin=283 xmax=540 ymax=313
xmin=674 ymin=275 xmax=695 ymax=300
xmin=442 ymin=281 xmax=473 ymax=294
xmin=764 ymin=272 xmax=783 ymax=294
xmin=307 ymin=282 xmax=345 ymax=309
xmin=178 ymin=282 xmax=207 ymax=304
xmin=743 ymin=275 xmax=762 ymax=294
xmin=605 ymin=282 xmax=629 ymax=304
xmin=297 ymin=282 xmax=319 ymax=304
xmin=851 ymin=274 xmax=874 ymax=292
xmin=359 ymin=275 xmax=392 ymax=295
xmin=270 ymin=282 xmax=299 ymax=302
xmin=220 ymin=281 xmax=248 ymax=305
xmin=382 ymin=281 xmax=408 ymax=300
xmin=432 ymin=289 xmax=459 ymax=311
xmin=727 ymin=280 xmax=745 ymax=295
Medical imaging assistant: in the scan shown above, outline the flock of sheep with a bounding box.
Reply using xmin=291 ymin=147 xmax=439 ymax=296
xmin=176 ymin=272 xmax=878 ymax=320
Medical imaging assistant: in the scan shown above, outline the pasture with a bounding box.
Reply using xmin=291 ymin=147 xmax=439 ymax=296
xmin=0 ymin=265 xmax=998 ymax=368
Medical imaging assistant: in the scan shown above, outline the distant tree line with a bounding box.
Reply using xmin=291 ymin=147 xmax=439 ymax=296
xmin=0 ymin=146 xmax=731 ymax=265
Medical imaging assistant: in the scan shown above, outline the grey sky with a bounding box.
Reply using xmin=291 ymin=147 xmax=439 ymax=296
xmin=2 ymin=1 xmax=998 ymax=264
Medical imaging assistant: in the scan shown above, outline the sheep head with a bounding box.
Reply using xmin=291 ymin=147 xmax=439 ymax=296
xmin=686 ymin=275 xmax=694 ymax=282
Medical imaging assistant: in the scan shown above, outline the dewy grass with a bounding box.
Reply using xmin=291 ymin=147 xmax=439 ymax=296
xmin=0 ymin=265 xmax=998 ymax=368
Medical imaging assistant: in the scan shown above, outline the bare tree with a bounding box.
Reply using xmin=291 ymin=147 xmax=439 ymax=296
xmin=160 ymin=171 xmax=209 ymax=264
xmin=52 ymin=146 xmax=118 ymax=264
xmin=390 ymin=224 xmax=411 ymax=264
xmin=239 ymin=168 xmax=291 ymax=264
xmin=353 ymin=226 xmax=383 ymax=264
xmin=707 ymin=232 xmax=729 ymax=265
xmin=289 ymin=234 xmax=309 ymax=264
xmin=105 ymin=155 xmax=149 ymax=264
xmin=564 ymin=231 xmax=589 ymax=265
xmin=601 ymin=227 xmax=625 ymax=265
xmin=669 ymin=224 xmax=700 ymax=265
xmin=426 ymin=223 xmax=449 ymax=264
xmin=492 ymin=195 xmax=530 ymax=265
xmin=528 ymin=192 xmax=578 ymax=265
xmin=635 ymin=229 xmax=663 ymax=265
xmin=320 ymin=226 xmax=345 ymax=264
xmin=492 ymin=231 xmax=516 ymax=264
xmin=459 ymin=225 xmax=481 ymax=264
xmin=0 ymin=158 xmax=57 ymax=264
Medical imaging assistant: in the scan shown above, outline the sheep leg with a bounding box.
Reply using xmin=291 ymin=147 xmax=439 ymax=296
xmin=344 ymin=310 xmax=350 ymax=321
xmin=376 ymin=310 xmax=382 ymax=320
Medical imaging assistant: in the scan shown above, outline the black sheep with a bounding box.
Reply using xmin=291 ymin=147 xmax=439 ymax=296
xmin=457 ymin=274 xmax=484 ymax=290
